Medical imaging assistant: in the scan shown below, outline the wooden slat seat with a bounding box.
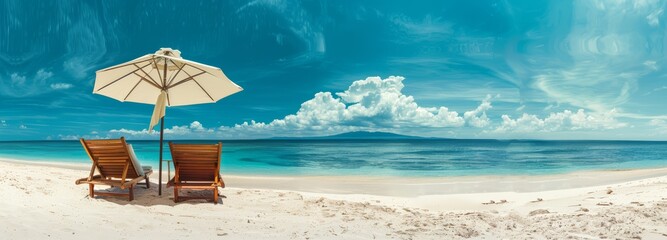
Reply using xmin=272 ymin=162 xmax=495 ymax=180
xmin=166 ymin=142 xmax=224 ymax=204
xmin=75 ymin=137 xmax=152 ymax=201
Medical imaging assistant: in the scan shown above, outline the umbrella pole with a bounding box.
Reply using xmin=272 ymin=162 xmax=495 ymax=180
xmin=158 ymin=117 xmax=165 ymax=196
xmin=159 ymin=57 xmax=168 ymax=196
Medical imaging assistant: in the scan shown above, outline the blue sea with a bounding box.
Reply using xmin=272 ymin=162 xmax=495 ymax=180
xmin=0 ymin=139 xmax=666 ymax=177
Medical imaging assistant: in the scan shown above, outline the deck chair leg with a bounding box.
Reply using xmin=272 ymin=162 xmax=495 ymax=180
xmin=88 ymin=184 xmax=94 ymax=198
xmin=173 ymin=187 xmax=179 ymax=202
xmin=145 ymin=177 xmax=150 ymax=189
xmin=128 ymin=186 xmax=134 ymax=201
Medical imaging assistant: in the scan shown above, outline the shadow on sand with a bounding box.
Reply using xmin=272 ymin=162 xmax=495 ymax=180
xmin=87 ymin=181 xmax=227 ymax=206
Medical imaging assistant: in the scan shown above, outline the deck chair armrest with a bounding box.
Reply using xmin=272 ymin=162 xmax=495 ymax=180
xmin=121 ymin=175 xmax=148 ymax=189
xmin=75 ymin=175 xmax=103 ymax=185
xmin=166 ymin=177 xmax=175 ymax=188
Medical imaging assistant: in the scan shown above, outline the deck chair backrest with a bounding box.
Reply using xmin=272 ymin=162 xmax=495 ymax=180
xmin=80 ymin=137 xmax=139 ymax=179
xmin=169 ymin=142 xmax=222 ymax=182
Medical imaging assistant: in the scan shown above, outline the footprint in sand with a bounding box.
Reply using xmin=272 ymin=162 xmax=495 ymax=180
xmin=528 ymin=209 xmax=550 ymax=216
xmin=482 ymin=199 xmax=508 ymax=205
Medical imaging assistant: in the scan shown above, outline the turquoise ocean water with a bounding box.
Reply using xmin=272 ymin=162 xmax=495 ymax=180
xmin=0 ymin=139 xmax=666 ymax=177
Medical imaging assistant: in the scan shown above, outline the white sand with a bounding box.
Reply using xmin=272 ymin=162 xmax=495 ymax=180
xmin=1 ymin=159 xmax=667 ymax=239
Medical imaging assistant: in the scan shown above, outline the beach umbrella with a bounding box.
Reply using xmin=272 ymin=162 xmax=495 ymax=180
xmin=94 ymin=48 xmax=243 ymax=195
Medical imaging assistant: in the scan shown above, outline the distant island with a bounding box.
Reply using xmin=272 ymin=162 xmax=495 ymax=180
xmin=270 ymin=131 xmax=428 ymax=140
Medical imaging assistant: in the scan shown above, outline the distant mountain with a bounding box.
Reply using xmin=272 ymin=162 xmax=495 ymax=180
xmin=324 ymin=131 xmax=423 ymax=139
xmin=271 ymin=131 xmax=428 ymax=140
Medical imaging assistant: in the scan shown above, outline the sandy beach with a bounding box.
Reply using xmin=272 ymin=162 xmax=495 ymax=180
xmin=1 ymin=159 xmax=666 ymax=239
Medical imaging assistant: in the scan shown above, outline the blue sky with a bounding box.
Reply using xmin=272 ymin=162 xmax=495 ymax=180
xmin=1 ymin=0 xmax=667 ymax=140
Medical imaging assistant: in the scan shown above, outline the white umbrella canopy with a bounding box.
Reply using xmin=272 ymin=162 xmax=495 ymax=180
xmin=95 ymin=48 xmax=242 ymax=107
xmin=93 ymin=48 xmax=243 ymax=195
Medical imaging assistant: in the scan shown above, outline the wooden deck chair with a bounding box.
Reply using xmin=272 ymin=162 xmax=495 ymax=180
xmin=167 ymin=142 xmax=225 ymax=204
xmin=75 ymin=137 xmax=153 ymax=201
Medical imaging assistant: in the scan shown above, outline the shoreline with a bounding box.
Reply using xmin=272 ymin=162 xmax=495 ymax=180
xmin=2 ymin=157 xmax=667 ymax=196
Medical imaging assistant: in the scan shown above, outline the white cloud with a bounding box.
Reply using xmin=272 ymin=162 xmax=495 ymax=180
xmin=10 ymin=73 xmax=26 ymax=85
xmin=50 ymin=83 xmax=73 ymax=90
xmin=96 ymin=76 xmax=642 ymax=140
xmin=190 ymin=121 xmax=212 ymax=132
xmin=463 ymin=95 xmax=492 ymax=127
xmin=1 ymin=69 xmax=59 ymax=97
xmin=35 ymin=69 xmax=54 ymax=81
xmin=109 ymin=128 xmax=152 ymax=136
xmin=107 ymin=76 xmax=494 ymax=139
xmin=109 ymin=121 xmax=215 ymax=138
xmin=57 ymin=133 xmax=109 ymax=140
xmin=1 ymin=120 xmax=6 ymax=127
xmin=335 ymin=76 xmax=471 ymax=127
xmin=230 ymin=76 xmax=493 ymax=137
xmin=495 ymin=109 xmax=626 ymax=133
xmin=19 ymin=124 xmax=27 ymax=129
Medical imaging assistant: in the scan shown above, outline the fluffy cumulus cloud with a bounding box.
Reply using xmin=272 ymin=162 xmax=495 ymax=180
xmin=495 ymin=109 xmax=626 ymax=133
xmin=108 ymin=76 xmax=493 ymax=139
xmin=229 ymin=76 xmax=492 ymax=136
xmin=463 ymin=95 xmax=492 ymax=128
xmin=96 ymin=75 xmax=640 ymax=139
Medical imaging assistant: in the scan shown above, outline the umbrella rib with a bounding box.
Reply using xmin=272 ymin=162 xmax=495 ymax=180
xmin=166 ymin=59 xmax=185 ymax=86
xmin=182 ymin=62 xmax=217 ymax=77
xmin=131 ymin=72 xmax=161 ymax=89
xmin=179 ymin=67 xmax=195 ymax=85
xmin=98 ymin=58 xmax=153 ymax=72
xmin=179 ymin=65 xmax=214 ymax=101
xmin=163 ymin=57 xmax=168 ymax=87
xmin=192 ymin=79 xmax=215 ymax=101
xmin=96 ymin=62 xmax=153 ymax=92
xmin=123 ymin=79 xmax=143 ymax=101
xmin=153 ymin=56 xmax=163 ymax=86
xmin=133 ymin=63 xmax=161 ymax=88
xmin=167 ymin=71 xmax=207 ymax=89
